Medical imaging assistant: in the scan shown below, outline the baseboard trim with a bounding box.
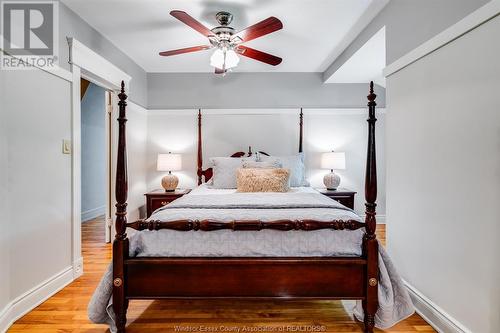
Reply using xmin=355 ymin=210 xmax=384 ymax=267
xmin=0 ymin=266 xmax=74 ymax=333
xmin=376 ymin=214 xmax=386 ymax=224
xmin=81 ymin=205 xmax=105 ymax=222
xmin=73 ymin=257 xmax=84 ymax=279
xmin=404 ymin=280 xmax=471 ymax=333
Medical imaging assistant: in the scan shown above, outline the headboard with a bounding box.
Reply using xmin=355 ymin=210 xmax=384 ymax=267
xmin=196 ymin=109 xmax=303 ymax=185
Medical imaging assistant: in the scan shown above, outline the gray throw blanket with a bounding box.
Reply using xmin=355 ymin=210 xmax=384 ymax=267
xmin=158 ymin=192 xmax=355 ymax=211
xmin=88 ymin=192 xmax=414 ymax=331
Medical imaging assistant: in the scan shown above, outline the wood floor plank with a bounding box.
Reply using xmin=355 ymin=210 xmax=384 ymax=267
xmin=9 ymin=217 xmax=433 ymax=333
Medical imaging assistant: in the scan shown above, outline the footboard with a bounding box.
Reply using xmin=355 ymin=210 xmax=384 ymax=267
xmin=125 ymin=257 xmax=366 ymax=299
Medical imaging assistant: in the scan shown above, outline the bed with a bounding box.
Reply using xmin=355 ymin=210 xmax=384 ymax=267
xmin=89 ymin=82 xmax=414 ymax=333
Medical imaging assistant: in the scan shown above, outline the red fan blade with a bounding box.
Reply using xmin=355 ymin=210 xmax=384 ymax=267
xmin=236 ymin=46 xmax=282 ymax=66
xmin=215 ymin=67 xmax=226 ymax=74
xmin=159 ymin=45 xmax=211 ymax=57
xmin=170 ymin=10 xmax=214 ymax=37
xmin=233 ymin=17 xmax=283 ymax=43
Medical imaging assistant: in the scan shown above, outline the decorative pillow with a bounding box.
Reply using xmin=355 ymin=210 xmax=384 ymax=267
xmin=260 ymin=153 xmax=308 ymax=187
xmin=236 ymin=168 xmax=290 ymax=193
xmin=209 ymin=156 xmax=255 ymax=189
xmin=242 ymin=160 xmax=282 ymax=169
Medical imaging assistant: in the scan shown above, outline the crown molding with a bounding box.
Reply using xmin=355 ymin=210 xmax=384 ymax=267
xmin=384 ymin=0 xmax=500 ymax=77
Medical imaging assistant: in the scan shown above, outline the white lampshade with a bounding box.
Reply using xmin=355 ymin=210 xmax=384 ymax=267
xmin=210 ymin=49 xmax=224 ymax=68
xmin=224 ymin=49 xmax=240 ymax=69
xmin=157 ymin=153 xmax=182 ymax=172
xmin=321 ymin=152 xmax=346 ymax=170
xmin=210 ymin=48 xmax=239 ymax=70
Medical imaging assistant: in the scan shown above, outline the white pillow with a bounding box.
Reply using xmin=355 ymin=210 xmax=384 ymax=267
xmin=260 ymin=153 xmax=308 ymax=187
xmin=209 ymin=156 xmax=255 ymax=189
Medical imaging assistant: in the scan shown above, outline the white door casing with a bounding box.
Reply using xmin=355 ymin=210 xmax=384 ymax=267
xmin=68 ymin=37 xmax=131 ymax=277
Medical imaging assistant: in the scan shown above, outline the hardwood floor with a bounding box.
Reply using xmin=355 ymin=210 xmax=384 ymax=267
xmin=9 ymin=217 xmax=433 ymax=333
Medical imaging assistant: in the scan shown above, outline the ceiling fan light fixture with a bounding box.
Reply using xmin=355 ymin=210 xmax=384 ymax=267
xmin=210 ymin=48 xmax=239 ymax=70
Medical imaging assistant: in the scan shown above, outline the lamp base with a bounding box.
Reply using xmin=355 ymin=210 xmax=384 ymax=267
xmin=323 ymin=171 xmax=341 ymax=190
xmin=161 ymin=174 xmax=179 ymax=192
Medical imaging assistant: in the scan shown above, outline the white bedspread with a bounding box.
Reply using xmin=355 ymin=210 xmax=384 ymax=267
xmin=134 ymin=188 xmax=363 ymax=257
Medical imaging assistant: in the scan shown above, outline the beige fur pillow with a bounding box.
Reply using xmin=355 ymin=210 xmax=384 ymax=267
xmin=236 ymin=168 xmax=290 ymax=192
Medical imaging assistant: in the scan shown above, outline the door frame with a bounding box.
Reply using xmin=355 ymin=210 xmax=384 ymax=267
xmin=68 ymin=37 xmax=131 ymax=278
xmin=105 ymin=91 xmax=113 ymax=243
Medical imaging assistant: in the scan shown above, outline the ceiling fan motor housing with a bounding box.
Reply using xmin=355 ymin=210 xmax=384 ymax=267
xmin=215 ymin=11 xmax=233 ymax=26
xmin=211 ymin=11 xmax=236 ymax=44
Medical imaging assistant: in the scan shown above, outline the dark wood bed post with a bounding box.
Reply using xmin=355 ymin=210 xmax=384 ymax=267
xmin=113 ymin=81 xmax=129 ymax=333
xmin=363 ymin=81 xmax=379 ymax=333
xmin=197 ymin=109 xmax=203 ymax=185
xmin=299 ymin=108 xmax=303 ymax=153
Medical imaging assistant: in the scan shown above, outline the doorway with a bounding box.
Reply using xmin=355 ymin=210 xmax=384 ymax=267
xmin=80 ymin=78 xmax=113 ymax=242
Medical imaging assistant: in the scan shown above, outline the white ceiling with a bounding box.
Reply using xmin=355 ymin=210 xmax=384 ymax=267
xmin=61 ymin=0 xmax=378 ymax=73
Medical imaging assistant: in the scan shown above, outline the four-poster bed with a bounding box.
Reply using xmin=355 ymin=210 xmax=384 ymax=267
xmin=111 ymin=81 xmax=380 ymax=333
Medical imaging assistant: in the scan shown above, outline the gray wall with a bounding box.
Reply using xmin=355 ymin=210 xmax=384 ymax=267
xmin=2 ymin=67 xmax=72 ymax=300
xmin=81 ymin=83 xmax=106 ymax=221
xmin=148 ymin=73 xmax=385 ymax=109
xmin=386 ymin=14 xmax=500 ymax=333
xmin=59 ymin=3 xmax=147 ymax=107
xmin=325 ymin=0 xmax=490 ymax=79
xmin=0 ymin=70 xmax=11 ymax=314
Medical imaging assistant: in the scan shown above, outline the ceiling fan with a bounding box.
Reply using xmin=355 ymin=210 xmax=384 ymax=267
xmin=159 ymin=10 xmax=283 ymax=74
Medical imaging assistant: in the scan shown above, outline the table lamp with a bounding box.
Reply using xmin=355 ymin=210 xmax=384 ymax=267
xmin=157 ymin=152 xmax=182 ymax=192
xmin=321 ymin=151 xmax=346 ymax=190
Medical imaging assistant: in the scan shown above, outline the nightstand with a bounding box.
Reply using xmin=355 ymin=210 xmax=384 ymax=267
xmin=145 ymin=189 xmax=191 ymax=217
xmin=316 ymin=188 xmax=357 ymax=209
